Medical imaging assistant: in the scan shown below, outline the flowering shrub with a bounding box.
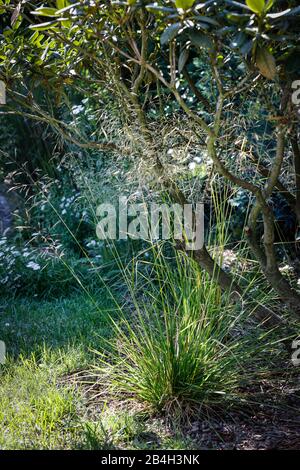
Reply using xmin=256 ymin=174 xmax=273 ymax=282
xmin=0 ymin=237 xmax=97 ymax=298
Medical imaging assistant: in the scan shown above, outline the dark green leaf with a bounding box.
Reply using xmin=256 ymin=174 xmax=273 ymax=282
xmin=146 ymin=4 xmax=176 ymax=13
xmin=189 ymin=30 xmax=214 ymax=51
xmin=178 ymin=48 xmax=189 ymax=72
xmin=231 ymin=32 xmax=247 ymax=49
xmin=240 ymin=39 xmax=253 ymax=56
xmin=193 ymin=16 xmax=220 ymax=27
xmin=224 ymin=0 xmax=252 ymax=10
xmin=160 ymin=23 xmax=181 ymax=45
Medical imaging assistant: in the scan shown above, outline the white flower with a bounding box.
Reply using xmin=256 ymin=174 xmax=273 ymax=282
xmin=72 ymin=104 xmax=84 ymax=115
xmin=26 ymin=261 xmax=41 ymax=271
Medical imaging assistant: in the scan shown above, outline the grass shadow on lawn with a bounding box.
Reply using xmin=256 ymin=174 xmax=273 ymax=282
xmin=0 ymin=288 xmax=119 ymax=362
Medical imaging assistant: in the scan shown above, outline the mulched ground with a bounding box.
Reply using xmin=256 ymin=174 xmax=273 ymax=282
xmin=185 ymin=377 xmax=300 ymax=450
xmin=187 ymin=406 xmax=300 ymax=450
xmin=65 ymin=362 xmax=300 ymax=450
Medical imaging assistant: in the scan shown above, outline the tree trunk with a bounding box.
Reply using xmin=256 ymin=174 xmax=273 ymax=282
xmin=191 ymin=246 xmax=282 ymax=327
xmin=291 ymin=134 xmax=300 ymax=228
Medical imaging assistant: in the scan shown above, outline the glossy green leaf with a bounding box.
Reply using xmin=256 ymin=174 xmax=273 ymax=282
xmin=56 ymin=17 xmax=72 ymax=28
xmin=56 ymin=0 xmax=66 ymax=9
xmin=224 ymin=0 xmax=251 ymax=9
xmin=194 ymin=16 xmax=220 ymax=27
xmin=160 ymin=23 xmax=181 ymax=45
xmin=226 ymin=13 xmax=251 ymax=24
xmin=267 ymin=7 xmax=300 ymax=19
xmin=178 ymin=48 xmax=189 ymax=72
xmin=29 ymin=20 xmax=59 ymax=31
xmin=56 ymin=3 xmax=80 ymax=15
xmin=146 ymin=4 xmax=176 ymax=13
xmin=246 ymin=0 xmax=265 ymax=14
xmin=32 ymin=8 xmax=58 ymax=18
xmin=189 ymin=30 xmax=214 ymax=51
xmin=175 ymin=0 xmax=195 ymax=10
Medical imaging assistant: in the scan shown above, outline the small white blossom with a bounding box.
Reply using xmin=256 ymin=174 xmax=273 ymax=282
xmin=26 ymin=261 xmax=41 ymax=271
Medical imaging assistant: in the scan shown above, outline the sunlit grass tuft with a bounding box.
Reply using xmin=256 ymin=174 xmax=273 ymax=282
xmin=93 ymin=246 xmax=282 ymax=414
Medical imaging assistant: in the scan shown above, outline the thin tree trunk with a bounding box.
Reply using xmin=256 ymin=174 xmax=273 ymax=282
xmin=192 ymin=246 xmax=281 ymax=327
xmin=291 ymin=134 xmax=300 ymax=227
xmin=206 ymin=130 xmax=300 ymax=318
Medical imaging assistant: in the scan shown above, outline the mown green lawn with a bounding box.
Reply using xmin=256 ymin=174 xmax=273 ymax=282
xmin=0 ymin=292 xmax=193 ymax=450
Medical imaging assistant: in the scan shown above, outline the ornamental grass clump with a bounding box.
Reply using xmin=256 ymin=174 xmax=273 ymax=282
xmin=93 ymin=246 xmax=281 ymax=413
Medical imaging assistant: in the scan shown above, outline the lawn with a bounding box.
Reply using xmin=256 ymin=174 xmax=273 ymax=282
xmin=0 ymin=292 xmax=195 ymax=450
xmin=1 ymin=288 xmax=299 ymax=450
